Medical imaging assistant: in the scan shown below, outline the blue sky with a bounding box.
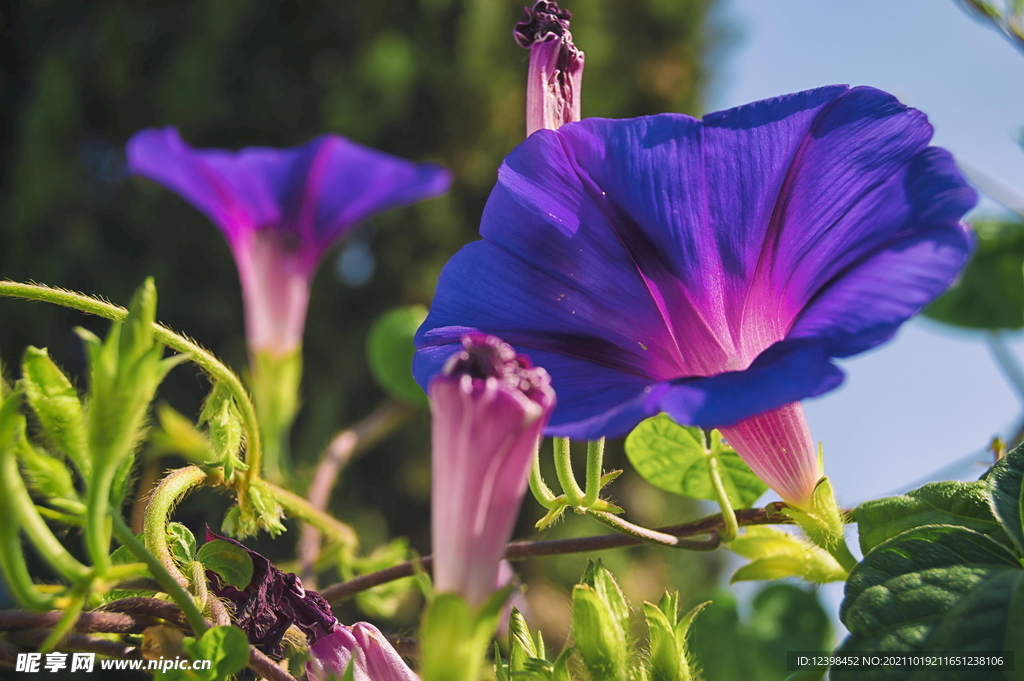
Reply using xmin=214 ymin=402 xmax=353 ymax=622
xmin=714 ymin=0 xmax=1024 ymax=506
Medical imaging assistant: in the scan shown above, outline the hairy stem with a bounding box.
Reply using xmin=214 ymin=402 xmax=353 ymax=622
xmin=582 ymin=438 xmax=605 ymax=507
xmin=0 ymin=281 xmax=263 ymax=481
xmin=706 ymin=453 xmax=739 ymax=542
xmin=552 ymin=437 xmax=585 ymax=506
xmin=111 ymin=514 xmax=208 ymax=636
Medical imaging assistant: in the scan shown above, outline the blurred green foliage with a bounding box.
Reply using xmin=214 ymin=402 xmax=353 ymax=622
xmin=0 ymin=0 xmax=725 ymax=626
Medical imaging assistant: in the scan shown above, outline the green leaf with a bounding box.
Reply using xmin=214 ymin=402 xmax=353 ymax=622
xmin=728 ymin=527 xmax=845 ymax=584
xmin=366 ymin=305 xmax=428 ymax=406
xmin=20 ymin=346 xmax=90 ymax=477
xmin=854 ymin=479 xmax=1007 ymax=555
xmin=835 ymin=525 xmax=1023 ymax=681
xmin=925 ymin=219 xmax=1024 ymax=330
xmin=167 ymin=522 xmax=197 ymax=566
xmin=152 ymin=403 xmax=216 ymax=464
xmin=197 ymin=539 xmax=253 ymax=589
xmin=986 ymin=445 xmax=1024 ymax=554
xmin=625 ymin=413 xmax=767 ymax=508
xmin=181 ymin=625 xmax=250 ymax=681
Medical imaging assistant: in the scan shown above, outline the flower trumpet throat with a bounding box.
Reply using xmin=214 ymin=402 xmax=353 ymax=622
xmin=515 ymin=0 xmax=584 ymax=135
xmin=428 ymin=334 xmax=555 ymax=607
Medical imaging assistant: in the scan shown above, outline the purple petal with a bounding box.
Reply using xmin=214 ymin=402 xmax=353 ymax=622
xmin=127 ymin=127 xmax=452 ymax=258
xmin=414 ymin=85 xmax=974 ymax=449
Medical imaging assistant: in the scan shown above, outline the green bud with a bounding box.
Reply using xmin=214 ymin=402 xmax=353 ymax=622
xmin=581 ymin=560 xmax=631 ymax=635
xmin=508 ymin=608 xmax=538 ymax=672
xmin=153 ymin=403 xmax=217 ymax=464
xmin=571 ymin=583 xmax=630 ymax=681
xmin=19 ymin=347 xmax=90 ymax=477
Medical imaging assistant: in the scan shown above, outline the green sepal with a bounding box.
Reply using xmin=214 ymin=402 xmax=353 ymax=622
xmin=81 ymin=278 xmax=186 ymax=475
xmin=625 ymin=413 xmax=768 ymax=508
xmin=367 ymin=305 xmax=429 ymax=406
xmin=419 ymin=588 xmax=510 ymax=681
xmin=222 ymin=479 xmax=286 ymax=538
xmin=15 ymin=424 xmax=82 ymax=512
xmin=247 ymin=348 xmax=302 ymax=482
xmin=20 ymin=346 xmax=90 ymax=477
xmin=781 ymin=476 xmax=856 ymax=572
xmin=728 ymin=526 xmax=846 ymax=584
xmin=199 ymin=383 xmax=247 ymax=478
xmin=854 ymin=478 xmax=1007 ymax=555
xmin=197 ymin=539 xmax=253 ymax=589
xmin=644 ymin=593 xmax=707 ymax=681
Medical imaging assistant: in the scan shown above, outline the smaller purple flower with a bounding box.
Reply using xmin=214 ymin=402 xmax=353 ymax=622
xmin=514 ymin=0 xmax=584 ymax=135
xmin=307 ymin=622 xmax=419 ymax=681
xmin=429 ymin=334 xmax=555 ymax=607
xmin=204 ymin=530 xmax=337 ymax=658
xmin=126 ymin=128 xmax=452 ymax=355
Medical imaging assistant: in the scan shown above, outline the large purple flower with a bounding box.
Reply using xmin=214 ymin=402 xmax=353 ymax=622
xmin=127 ymin=127 xmax=452 ymax=355
xmin=414 ymin=86 xmax=975 ymax=505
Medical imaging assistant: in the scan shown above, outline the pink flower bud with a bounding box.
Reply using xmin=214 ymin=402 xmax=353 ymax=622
xmin=428 ymin=334 xmax=555 ymax=607
xmin=307 ymin=623 xmax=419 ymax=681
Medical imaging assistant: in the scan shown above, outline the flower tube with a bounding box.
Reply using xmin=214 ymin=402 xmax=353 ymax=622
xmin=428 ymin=334 xmax=555 ymax=607
xmin=414 ymin=86 xmax=976 ymax=506
xmin=514 ymin=0 xmax=584 ymax=136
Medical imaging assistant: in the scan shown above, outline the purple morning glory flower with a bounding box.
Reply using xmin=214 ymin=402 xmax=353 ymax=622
xmin=414 ymin=86 xmax=975 ymax=505
xmin=307 ymin=622 xmax=419 ymax=681
xmin=127 ymin=128 xmax=452 ymax=355
xmin=514 ymin=0 xmax=585 ymax=136
xmin=204 ymin=530 xmax=337 ymax=658
xmin=429 ymin=334 xmax=555 ymax=606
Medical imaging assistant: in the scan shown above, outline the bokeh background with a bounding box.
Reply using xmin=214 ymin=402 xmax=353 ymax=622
xmin=0 ymin=0 xmax=1020 ymax=678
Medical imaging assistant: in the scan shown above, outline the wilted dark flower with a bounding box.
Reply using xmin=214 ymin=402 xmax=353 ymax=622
xmin=204 ymin=530 xmax=336 ymax=658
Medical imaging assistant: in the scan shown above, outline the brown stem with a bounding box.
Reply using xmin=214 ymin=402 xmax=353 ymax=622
xmin=0 ymin=608 xmax=157 ymax=634
xmin=248 ymin=646 xmax=299 ymax=681
xmin=100 ymin=596 xmax=192 ymax=631
xmin=299 ymin=400 xmax=414 ymax=586
xmin=9 ymin=630 xmax=139 ymax=659
xmin=320 ymin=507 xmax=794 ymax=602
